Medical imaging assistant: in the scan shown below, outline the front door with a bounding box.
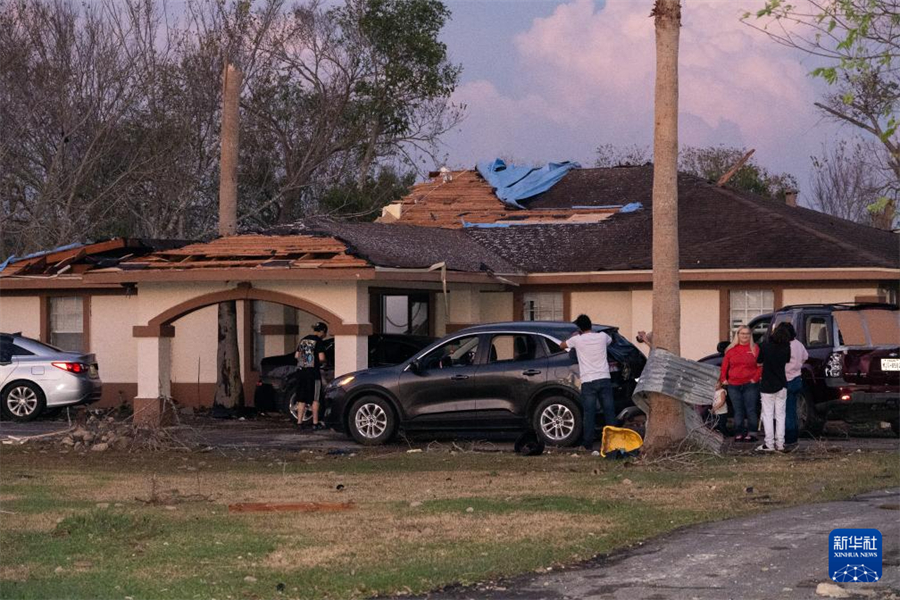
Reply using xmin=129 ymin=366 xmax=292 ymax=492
xmin=399 ymin=334 xmax=481 ymax=429
xmin=473 ymin=333 xmax=547 ymax=428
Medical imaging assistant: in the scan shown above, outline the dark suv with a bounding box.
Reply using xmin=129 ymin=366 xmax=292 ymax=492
xmin=701 ymin=304 xmax=899 ymax=436
xmin=322 ymin=322 xmax=646 ymax=446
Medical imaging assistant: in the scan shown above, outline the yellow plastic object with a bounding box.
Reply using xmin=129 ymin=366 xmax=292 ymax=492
xmin=600 ymin=426 xmax=644 ymax=457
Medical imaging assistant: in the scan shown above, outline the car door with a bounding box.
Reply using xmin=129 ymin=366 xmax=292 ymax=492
xmin=398 ymin=334 xmax=481 ymax=429
xmin=472 ymin=333 xmax=548 ymax=428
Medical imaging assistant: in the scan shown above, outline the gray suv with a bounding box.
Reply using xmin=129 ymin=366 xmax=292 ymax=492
xmin=0 ymin=333 xmax=102 ymax=421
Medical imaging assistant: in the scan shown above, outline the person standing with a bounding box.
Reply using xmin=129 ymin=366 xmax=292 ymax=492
xmin=559 ymin=314 xmax=614 ymax=453
xmin=294 ymin=321 xmax=328 ymax=430
xmin=756 ymin=323 xmax=792 ymax=452
xmin=720 ymin=325 xmax=761 ymax=442
xmin=783 ymin=322 xmax=808 ymax=447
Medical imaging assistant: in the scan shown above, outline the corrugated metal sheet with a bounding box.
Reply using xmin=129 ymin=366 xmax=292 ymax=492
xmin=632 ymin=348 xmax=724 ymax=452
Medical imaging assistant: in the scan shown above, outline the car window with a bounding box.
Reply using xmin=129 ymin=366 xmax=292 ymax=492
xmin=380 ymin=340 xmax=419 ymax=365
xmin=751 ymin=318 xmax=771 ymax=344
xmin=806 ymin=316 xmax=832 ymax=347
xmin=544 ymin=337 xmax=565 ymax=355
xmin=487 ymin=334 xmax=537 ymax=363
xmin=10 ymin=344 xmax=34 ymax=356
xmin=420 ymin=335 xmax=479 ymax=370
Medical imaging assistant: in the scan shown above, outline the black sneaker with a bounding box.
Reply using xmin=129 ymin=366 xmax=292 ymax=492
xmin=312 ymin=423 xmax=326 ymax=432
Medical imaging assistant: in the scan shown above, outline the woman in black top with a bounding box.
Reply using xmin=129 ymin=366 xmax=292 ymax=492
xmin=756 ymin=324 xmax=792 ymax=452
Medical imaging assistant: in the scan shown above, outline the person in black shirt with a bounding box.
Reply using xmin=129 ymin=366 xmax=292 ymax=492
xmin=756 ymin=323 xmax=792 ymax=452
xmin=294 ymin=322 xmax=328 ymax=430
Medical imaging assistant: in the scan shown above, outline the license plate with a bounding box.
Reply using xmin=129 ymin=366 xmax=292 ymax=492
xmin=882 ymin=358 xmax=900 ymax=371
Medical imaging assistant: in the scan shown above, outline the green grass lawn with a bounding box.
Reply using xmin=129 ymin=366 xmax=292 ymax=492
xmin=1 ymin=445 xmax=897 ymax=599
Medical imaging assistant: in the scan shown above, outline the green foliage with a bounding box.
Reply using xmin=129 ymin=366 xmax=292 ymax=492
xmin=319 ymin=167 xmax=415 ymax=220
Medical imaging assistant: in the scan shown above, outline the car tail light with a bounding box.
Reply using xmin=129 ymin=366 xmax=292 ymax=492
xmin=51 ymin=362 xmax=87 ymax=374
xmin=825 ymin=352 xmax=843 ymax=378
xmin=840 ymin=393 xmax=852 ymax=402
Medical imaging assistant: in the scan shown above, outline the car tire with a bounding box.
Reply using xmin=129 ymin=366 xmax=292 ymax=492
xmin=1 ymin=381 xmax=46 ymax=422
xmin=347 ymin=396 xmax=396 ymax=446
xmin=285 ymin=390 xmax=314 ymax=424
xmin=796 ymin=389 xmax=824 ymax=437
xmin=533 ymin=396 xmax=582 ymax=447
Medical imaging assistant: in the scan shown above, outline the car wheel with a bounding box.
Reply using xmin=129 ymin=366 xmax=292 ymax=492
xmin=533 ymin=396 xmax=582 ymax=447
xmin=796 ymin=389 xmax=824 ymax=437
xmin=286 ymin=391 xmax=314 ymax=424
xmin=2 ymin=381 xmax=46 ymax=422
xmin=347 ymin=396 xmax=396 ymax=446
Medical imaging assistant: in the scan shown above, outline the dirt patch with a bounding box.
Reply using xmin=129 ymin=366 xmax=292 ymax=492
xmin=0 ymin=564 xmax=32 ymax=582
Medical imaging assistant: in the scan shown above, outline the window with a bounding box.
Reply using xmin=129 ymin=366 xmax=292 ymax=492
xmin=522 ymin=292 xmax=563 ymax=321
xmin=420 ymin=335 xmax=479 ymax=370
xmin=806 ymin=316 xmax=832 ymax=347
xmin=488 ymin=334 xmax=537 ymax=363
xmin=381 ymin=294 xmax=430 ymax=336
xmin=730 ymin=290 xmax=774 ymax=334
xmin=49 ymin=296 xmax=84 ymax=352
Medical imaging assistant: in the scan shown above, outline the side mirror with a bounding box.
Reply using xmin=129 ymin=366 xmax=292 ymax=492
xmin=716 ymin=341 xmax=729 ymax=354
xmin=408 ymin=359 xmax=422 ymax=374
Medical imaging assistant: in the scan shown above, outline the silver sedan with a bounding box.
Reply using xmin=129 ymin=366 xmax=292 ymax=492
xmin=0 ymin=333 xmax=102 ymax=421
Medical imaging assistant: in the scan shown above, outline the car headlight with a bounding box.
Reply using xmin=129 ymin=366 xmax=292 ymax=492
xmin=336 ymin=375 xmax=355 ymax=387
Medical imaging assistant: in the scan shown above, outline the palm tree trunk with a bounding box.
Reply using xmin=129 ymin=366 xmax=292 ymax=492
xmin=215 ymin=62 xmax=244 ymax=410
xmin=644 ymin=0 xmax=686 ymax=453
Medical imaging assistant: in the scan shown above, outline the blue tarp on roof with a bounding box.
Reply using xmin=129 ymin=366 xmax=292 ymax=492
xmin=476 ymin=158 xmax=581 ymax=209
xmin=0 ymin=242 xmax=89 ymax=273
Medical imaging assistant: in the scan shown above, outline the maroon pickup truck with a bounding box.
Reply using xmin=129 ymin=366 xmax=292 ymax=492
xmin=701 ymin=303 xmax=899 ymax=436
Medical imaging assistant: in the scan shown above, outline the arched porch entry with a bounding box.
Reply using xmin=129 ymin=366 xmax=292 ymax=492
xmin=132 ymin=285 xmax=371 ymax=424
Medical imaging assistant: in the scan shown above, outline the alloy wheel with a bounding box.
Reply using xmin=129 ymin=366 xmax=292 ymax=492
xmin=6 ymin=386 xmax=38 ymax=417
xmin=354 ymin=403 xmax=388 ymax=439
xmin=539 ymin=403 xmax=575 ymax=442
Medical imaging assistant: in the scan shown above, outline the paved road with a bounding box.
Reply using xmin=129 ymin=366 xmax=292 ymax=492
xmin=408 ymin=489 xmax=900 ymax=600
xmin=1 ymin=417 xmax=898 ymax=454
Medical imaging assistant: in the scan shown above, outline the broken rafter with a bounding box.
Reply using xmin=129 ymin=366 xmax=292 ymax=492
xmin=716 ymin=149 xmax=755 ymax=187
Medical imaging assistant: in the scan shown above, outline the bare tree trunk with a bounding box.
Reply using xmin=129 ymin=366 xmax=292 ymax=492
xmin=356 ymin=120 xmax=381 ymax=190
xmin=644 ymin=0 xmax=686 ymax=453
xmin=219 ymin=63 xmax=241 ymax=236
xmin=215 ymin=62 xmax=244 ymax=410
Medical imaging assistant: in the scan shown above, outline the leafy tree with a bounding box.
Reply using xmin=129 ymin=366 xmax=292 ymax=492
xmin=679 ymin=146 xmax=798 ymax=201
xmin=319 ymin=167 xmax=415 ymax=220
xmin=744 ymin=0 xmax=898 ymax=226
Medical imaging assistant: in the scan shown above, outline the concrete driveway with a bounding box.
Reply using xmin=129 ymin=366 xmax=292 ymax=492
xmin=404 ymin=488 xmax=900 ymax=600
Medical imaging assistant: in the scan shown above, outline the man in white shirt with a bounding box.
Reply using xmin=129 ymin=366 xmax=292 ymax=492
xmin=783 ymin=322 xmax=809 ymax=446
xmin=559 ymin=314 xmax=615 ymax=451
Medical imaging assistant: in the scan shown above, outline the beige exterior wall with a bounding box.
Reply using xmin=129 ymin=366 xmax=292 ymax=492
xmin=0 ymin=296 xmax=40 ymax=339
xmin=480 ymin=292 xmax=513 ymax=324
xmin=680 ymin=289 xmax=720 ymax=360
xmin=170 ymin=305 xmax=219 ymax=384
xmin=782 ymin=287 xmax=880 ymax=307
xmin=91 ymin=295 xmax=139 ymax=383
xmin=570 ymin=291 xmax=633 ymax=339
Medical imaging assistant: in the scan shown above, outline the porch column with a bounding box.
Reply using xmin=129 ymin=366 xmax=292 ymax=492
xmin=334 ymin=335 xmax=368 ymax=377
xmin=133 ymin=335 xmax=172 ymax=426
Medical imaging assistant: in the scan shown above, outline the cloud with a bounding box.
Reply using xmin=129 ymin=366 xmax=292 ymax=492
xmin=444 ymin=0 xmax=834 ymax=183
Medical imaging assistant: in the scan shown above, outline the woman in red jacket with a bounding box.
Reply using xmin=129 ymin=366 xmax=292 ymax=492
xmin=720 ymin=325 xmax=762 ymax=442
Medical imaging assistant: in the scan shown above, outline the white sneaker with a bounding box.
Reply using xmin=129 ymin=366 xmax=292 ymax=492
xmin=591 ymin=450 xmax=600 ymax=457
xmin=755 ymin=444 xmax=775 ymax=452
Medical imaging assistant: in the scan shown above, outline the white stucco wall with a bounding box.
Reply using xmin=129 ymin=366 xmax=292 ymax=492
xmin=0 ymin=296 xmax=40 ymax=338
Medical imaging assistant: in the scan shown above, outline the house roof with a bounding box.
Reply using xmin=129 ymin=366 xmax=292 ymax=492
xmin=381 ymin=169 xmax=619 ymax=228
xmin=0 ymin=238 xmax=191 ymax=277
xmin=466 ymin=168 xmax=899 ymax=273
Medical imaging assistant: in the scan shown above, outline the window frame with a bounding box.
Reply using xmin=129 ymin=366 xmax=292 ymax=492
xmin=46 ymin=295 xmax=87 ymax=353
xmin=521 ymin=292 xmax=564 ymax=322
xmin=728 ymin=289 xmax=775 ymax=336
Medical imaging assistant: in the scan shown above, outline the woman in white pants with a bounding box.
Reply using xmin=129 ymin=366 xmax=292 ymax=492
xmin=755 ymin=324 xmax=792 ymax=452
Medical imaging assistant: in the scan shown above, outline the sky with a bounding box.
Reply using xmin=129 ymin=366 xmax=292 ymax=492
xmin=437 ymin=0 xmax=846 ymax=202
